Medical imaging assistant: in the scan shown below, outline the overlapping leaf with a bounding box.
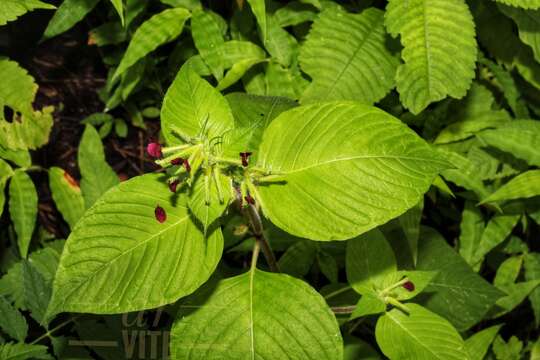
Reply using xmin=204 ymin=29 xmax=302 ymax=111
xmin=0 ymin=0 xmax=54 ymax=26
xmin=9 ymin=171 xmax=37 ymax=258
xmin=43 ymin=0 xmax=99 ymax=39
xmin=493 ymin=0 xmax=540 ymax=9
xmin=48 ymin=167 xmax=85 ymax=229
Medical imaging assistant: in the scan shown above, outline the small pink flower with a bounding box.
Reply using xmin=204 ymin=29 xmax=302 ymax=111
xmin=170 ymin=157 xmax=183 ymax=166
xmin=155 ymin=205 xmax=166 ymax=223
xmin=402 ymin=281 xmax=415 ymax=292
xmin=239 ymin=152 xmax=253 ymax=167
xmin=147 ymin=142 xmax=162 ymax=158
xmin=169 ymin=180 xmax=179 ymax=193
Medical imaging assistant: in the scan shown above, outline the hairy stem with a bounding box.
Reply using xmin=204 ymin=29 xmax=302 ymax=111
xmin=31 ymin=316 xmax=79 ymax=345
xmin=244 ymin=203 xmax=280 ymax=273
xmin=330 ymin=306 xmax=356 ymax=314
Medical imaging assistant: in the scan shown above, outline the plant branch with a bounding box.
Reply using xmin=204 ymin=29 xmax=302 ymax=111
xmin=330 ymin=305 xmax=356 ymax=314
xmin=244 ymin=203 xmax=280 ymax=273
xmin=31 ymin=316 xmax=79 ymax=345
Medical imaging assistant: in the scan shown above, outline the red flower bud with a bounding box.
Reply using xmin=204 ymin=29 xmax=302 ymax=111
xmin=402 ymin=281 xmax=415 ymax=292
xmin=155 ymin=205 xmax=166 ymax=223
xmin=183 ymin=159 xmax=191 ymax=172
xmin=147 ymin=142 xmax=162 ymax=158
xmin=239 ymin=152 xmax=253 ymax=167
xmin=170 ymin=157 xmax=183 ymax=166
xmin=169 ymin=180 xmax=179 ymax=193
xmin=244 ymin=194 xmax=255 ymax=205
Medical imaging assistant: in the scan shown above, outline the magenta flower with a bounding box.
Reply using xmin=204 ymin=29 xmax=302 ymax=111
xmin=169 ymin=180 xmax=179 ymax=193
xmin=155 ymin=205 xmax=166 ymax=223
xmin=239 ymin=152 xmax=253 ymax=167
xmin=402 ymin=281 xmax=415 ymax=292
xmin=147 ymin=142 xmax=162 ymax=158
xmin=170 ymin=157 xmax=183 ymax=166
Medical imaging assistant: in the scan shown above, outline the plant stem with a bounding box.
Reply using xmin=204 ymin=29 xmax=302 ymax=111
xmin=324 ymin=285 xmax=352 ymax=300
xmin=251 ymin=235 xmax=261 ymax=271
xmin=30 ymin=316 xmax=79 ymax=345
xmin=244 ymin=203 xmax=280 ymax=273
xmin=380 ymin=277 xmax=410 ymax=296
xmin=330 ymin=305 xmax=356 ymax=314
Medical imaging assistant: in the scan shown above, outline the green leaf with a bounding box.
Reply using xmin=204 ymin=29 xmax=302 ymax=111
xmin=9 ymin=171 xmax=37 ymax=258
xmin=48 ymin=167 xmax=85 ymax=229
xmin=191 ymin=9 xmax=225 ymax=81
xmin=274 ymin=2 xmax=317 ymax=27
xmin=525 ymin=253 xmax=540 ymax=327
xmin=465 ymin=324 xmax=502 ymax=360
xmin=0 ymin=296 xmax=27 ymax=342
xmin=263 ymin=16 xmax=297 ymax=67
xmin=0 ymin=146 xmax=31 ymax=168
xmin=343 ymin=335 xmax=382 ymax=360
xmin=247 ymin=0 xmax=266 ymax=42
xmin=0 ymin=58 xmax=53 ymax=151
xmin=492 ymin=335 xmax=523 ymax=360
xmin=383 ymin=270 xmax=438 ymax=301
xmin=170 ymin=270 xmax=343 ymax=359
xmin=350 ymin=290 xmax=386 ymax=319
xmin=482 ymin=170 xmax=540 ymax=203
xmin=499 ymin=5 xmax=540 ymax=63
xmin=216 ymin=58 xmax=266 ymax=91
xmin=458 ymin=201 xmax=485 ymax=267
xmin=398 ymin=199 xmax=423 ymax=265
xmin=256 ymin=101 xmax=450 ymax=240
xmin=188 ymin=170 xmax=232 ymax=233
xmin=472 ymin=214 xmax=520 ymax=269
xmin=108 ymin=0 xmax=124 ymax=25
xmin=299 ymin=8 xmax=398 ymax=104
xmin=491 ymin=279 xmax=540 ymax=318
xmin=346 ymin=229 xmax=396 ymax=294
xmin=278 ymin=240 xmax=317 ymax=277
xmin=78 ymin=125 xmax=119 ymax=208
xmin=318 ymin=251 xmax=338 ymax=283
xmin=493 ymin=0 xmax=540 ymax=9
xmin=494 ymin=256 xmax=523 ymax=289
xmin=113 ymin=8 xmax=191 ymax=80
xmin=161 ymin=63 xmax=234 ymax=146
xmin=375 ymin=303 xmax=470 ymax=360
xmin=385 ymin=0 xmax=477 ymax=114
xmin=46 ymin=174 xmax=223 ymax=318
xmin=43 ymin=0 xmax=99 ymax=39
xmin=416 ymin=227 xmax=504 ymax=331
xmin=21 ymin=261 xmax=51 ymax=326
xmin=0 ymin=0 xmax=55 ymax=26
xmin=0 ymin=343 xmax=50 ymax=360
xmin=440 ymin=150 xmax=490 ymax=199
xmin=477 ymin=120 xmax=540 ymax=167
xmin=0 ymin=159 xmax=13 ymax=218
xmin=434 ymin=112 xmax=510 ymax=145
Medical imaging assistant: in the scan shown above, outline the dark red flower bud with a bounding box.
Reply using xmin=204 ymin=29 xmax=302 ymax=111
xmin=155 ymin=205 xmax=166 ymax=223
xmin=244 ymin=194 xmax=255 ymax=205
xmin=147 ymin=142 xmax=162 ymax=158
xmin=402 ymin=281 xmax=415 ymax=292
xmin=239 ymin=152 xmax=253 ymax=167
xmin=169 ymin=180 xmax=179 ymax=193
xmin=183 ymin=159 xmax=191 ymax=172
xmin=170 ymin=157 xmax=183 ymax=166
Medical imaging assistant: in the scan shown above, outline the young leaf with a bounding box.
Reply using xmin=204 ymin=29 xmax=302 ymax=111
xmin=0 ymin=159 xmax=13 ymax=218
xmin=108 ymin=0 xmax=124 ymax=25
xmin=263 ymin=15 xmax=297 ymax=67
xmin=170 ymin=270 xmax=343 ymax=359
xmin=246 ymin=0 xmax=266 ymax=42
xmin=256 ymin=101 xmax=450 ymax=240
xmin=113 ymin=8 xmax=191 ymax=80
xmin=458 ymin=201 xmax=484 ymax=267
xmin=191 ymin=9 xmax=225 ymax=81
xmin=494 ymin=256 xmax=523 ymax=288
xmin=493 ymin=0 xmax=540 ymax=9
xmin=0 ymin=342 xmax=50 ymax=360
xmin=161 ymin=63 xmax=234 ymax=146
xmin=43 ymin=0 xmax=100 ymax=39
xmin=0 ymin=0 xmax=55 ymax=26
xmin=491 ymin=280 xmax=540 ymax=318
xmin=274 ymin=2 xmax=317 ymax=27
xmin=482 ymin=170 xmax=540 ymax=203
xmin=383 ymin=270 xmax=438 ymax=301
xmin=299 ymin=8 xmax=398 ymax=105
xmin=0 ymin=296 xmax=28 ymax=342
xmin=346 ymin=229 xmax=397 ymax=294
xmin=398 ymin=199 xmax=423 ymax=265
xmin=9 ymin=171 xmax=37 ymax=258
xmin=216 ymin=58 xmax=266 ymax=91
xmin=46 ymin=174 xmax=223 ymax=318
xmin=472 ymin=214 xmax=520 ymax=269
xmin=375 ymin=304 xmax=469 ymax=360
xmin=48 ymin=167 xmax=85 ymax=229
xmin=78 ymin=125 xmax=119 ymax=208
xmin=21 ymin=261 xmax=51 ymax=326
xmin=351 ymin=290 xmax=386 ymax=319
xmin=385 ymin=0 xmax=477 ymax=114
xmin=492 ymin=335 xmax=523 ymax=360
xmin=464 ymin=324 xmax=502 ymax=360
xmin=416 ymin=227 xmax=504 ymax=331
xmin=525 ymin=253 xmax=540 ymax=327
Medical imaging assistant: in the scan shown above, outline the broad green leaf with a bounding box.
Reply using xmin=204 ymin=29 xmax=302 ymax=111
xmin=458 ymin=201 xmax=484 ymax=267
xmin=21 ymin=261 xmax=51 ymax=326
xmin=0 ymin=343 xmax=50 ymax=360
xmin=494 ymin=256 xmax=523 ymax=288
xmin=223 ymin=93 xmax=297 ymax=160
xmin=274 ymin=2 xmax=317 ymax=27
xmin=108 ymin=0 xmax=124 ymax=25
xmin=0 ymin=296 xmax=27 ymax=342
xmin=398 ymin=199 xmax=423 ymax=265
xmin=161 ymin=63 xmax=234 ymax=146
xmin=216 ymin=58 xmax=266 ymax=91
xmin=265 ymin=61 xmax=305 ymax=99
xmin=472 ymin=214 xmax=520 ymax=269
xmin=28 ymin=245 xmax=62 ymax=282
xmin=113 ymin=8 xmax=191 ymax=80
xmin=385 ymin=0 xmax=477 ymax=114
xmin=477 ymin=120 xmax=540 ymax=167
xmin=499 ymin=5 xmax=540 ymax=63
xmin=0 ymin=58 xmax=53 ymax=151
xmin=465 ymin=325 xmax=502 ymax=360
xmin=0 ymin=0 xmax=55 ymax=26
xmin=188 ymin=170 xmax=233 ymax=233
xmin=525 ymin=253 xmax=540 ymax=327
xmin=170 ymin=270 xmax=343 ymax=359
xmin=263 ymin=15 xmax=297 ymax=67
xmin=350 ymin=290 xmax=386 ymax=319
xmin=346 ymin=229 xmax=396 ymax=293
xmin=256 ymin=102 xmax=450 ymax=240
xmin=300 ymin=8 xmax=398 ymax=104
xmin=492 ymin=335 xmax=523 ymax=360
xmin=46 ymin=174 xmax=223 ymax=318
xmin=48 ymin=167 xmax=85 ymax=229
xmin=482 ymin=170 xmax=540 ymax=203
xmin=191 ymin=9 xmax=225 ymax=81
xmin=247 ymin=0 xmax=266 ymax=42
xmin=416 ymin=227 xmax=504 ymax=331
xmin=491 ymin=280 xmax=540 ymax=318
xmin=9 ymin=171 xmax=37 ymax=258
xmin=375 ymin=303 xmax=470 ymax=360
xmin=493 ymin=0 xmax=540 ymax=9
xmin=278 ymin=240 xmax=317 ymax=277
xmin=343 ymin=335 xmax=382 ymax=360
xmin=78 ymin=125 xmax=119 ymax=208
xmin=434 ymin=112 xmax=510 ymax=144
xmin=43 ymin=0 xmax=99 ymax=39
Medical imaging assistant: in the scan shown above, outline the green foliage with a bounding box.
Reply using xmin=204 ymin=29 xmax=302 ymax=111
xmin=0 ymin=0 xmax=54 ymax=26
xmin=8 ymin=171 xmax=37 ymax=258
